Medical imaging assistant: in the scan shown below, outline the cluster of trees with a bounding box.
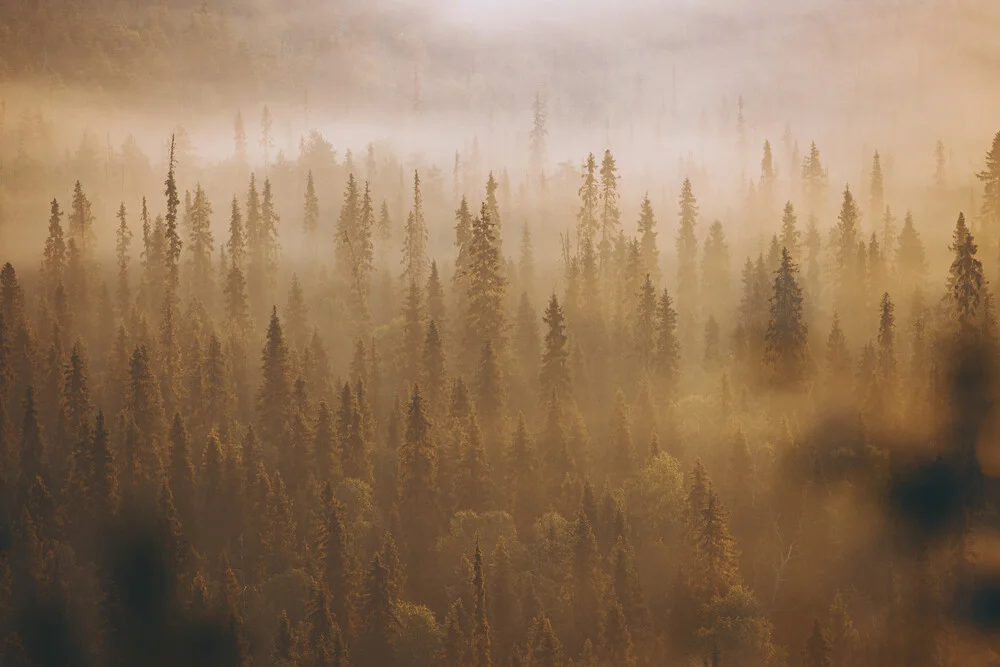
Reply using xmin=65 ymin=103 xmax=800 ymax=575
xmin=1 ymin=109 xmax=1000 ymax=667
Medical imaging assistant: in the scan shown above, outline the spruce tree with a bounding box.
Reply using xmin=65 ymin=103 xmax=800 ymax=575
xmin=540 ymin=293 xmax=570 ymax=402
xmin=676 ymin=177 xmax=700 ymax=336
xmin=634 ymin=274 xmax=657 ymax=371
xmin=42 ymin=199 xmax=66 ymax=298
xmin=115 ymin=202 xmax=132 ymax=319
xmin=519 ymin=223 xmax=536 ymax=297
xmin=402 ymin=170 xmax=429 ymax=288
xmin=869 ymin=151 xmax=884 ymax=222
xmin=514 ymin=293 xmax=540 ymax=391
xmin=507 ymin=413 xmax=540 ymax=534
xmin=779 ymin=202 xmax=799 ymax=259
xmin=577 ymin=153 xmax=599 ymax=245
xmin=422 ymin=321 xmax=447 ymax=412
xmin=257 ymin=307 xmax=291 ymax=452
xmin=825 ymin=314 xmax=852 ymax=384
xmin=600 ymin=597 xmax=634 ymax=667
xmin=304 ymin=170 xmax=319 ymax=236
xmin=691 ymin=487 xmax=740 ymax=605
xmin=701 ymin=220 xmax=730 ymax=307
xmin=463 ymin=202 xmax=507 ymax=372
xmin=947 ymin=212 xmax=989 ymax=339
xmin=164 ymin=135 xmax=182 ymax=303
xmin=636 ymin=194 xmax=660 ymax=284
xmin=801 ymin=141 xmax=827 ymax=213
xmin=764 ymin=248 xmax=808 ymax=390
xmin=471 ymin=539 xmax=493 ymax=667
xmin=976 ymin=130 xmax=1000 ymax=243
xmin=427 ymin=260 xmax=446 ymax=333
xmin=323 ymin=495 xmax=354 ymax=635
xmin=571 ymin=509 xmax=602 ymax=652
xmin=359 ymin=553 xmax=397 ymax=667
xmin=895 ymin=211 xmax=927 ymax=289
xmin=654 ymin=288 xmax=680 ymax=395
xmin=598 ymin=150 xmax=621 ymax=272
xmin=398 ymin=385 xmax=441 ymax=584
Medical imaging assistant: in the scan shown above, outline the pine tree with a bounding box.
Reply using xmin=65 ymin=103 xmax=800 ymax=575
xmin=423 ymin=321 xmax=447 ymax=412
xmin=609 ymin=390 xmax=634 ymax=480
xmin=895 ymin=211 xmax=927 ymax=289
xmin=764 ymin=248 xmax=808 ymax=389
xmin=168 ymin=412 xmax=195 ymax=530
xmin=188 ymin=184 xmax=215 ymax=303
xmin=691 ymin=487 xmax=740 ymax=605
xmin=801 ymin=141 xmax=827 ymax=213
xmin=62 ymin=340 xmax=93 ymax=447
xmin=398 ymin=385 xmax=441 ymax=583
xmin=947 ymin=212 xmax=989 ymax=339
xmin=701 ymin=220 xmax=730 ymax=307
xmin=463 ymin=202 xmax=507 ymax=372
xmin=826 ymin=314 xmax=852 ymax=383
xmin=164 ymin=135 xmax=182 ymax=303
xmin=514 ymin=293 xmax=540 ymax=390
xmin=402 ymin=170 xmax=429 ymax=287
xmin=578 ymin=153 xmax=600 ymax=245
xmin=634 ymin=274 xmax=658 ymax=371
xmin=284 ymin=275 xmax=309 ymax=351
xmin=19 ymin=387 xmax=44 ymax=494
xmin=115 ymin=202 xmax=132 ymax=319
xmin=91 ymin=409 xmax=117 ymax=518
xmin=636 ymin=194 xmax=660 ymax=284
xmin=401 ymin=279 xmax=424 ymax=388
xmin=529 ymin=91 xmax=547 ymax=178
xmin=676 ymin=178 xmax=700 ymax=334
xmin=759 ymin=140 xmax=776 ymax=213
xmin=877 ymin=293 xmax=896 ymax=390
xmin=835 ymin=185 xmax=861 ymax=283
xmin=359 ymin=553 xmax=397 ymax=667
xmin=323 ymin=495 xmax=354 ymax=635
xmin=519 ymin=223 xmax=536 ymax=297
xmin=485 ymin=171 xmax=502 ymax=253
xmin=869 ymin=151 xmax=884 ymax=222
xmin=458 ymin=410 xmax=494 ymax=512
xmin=471 ymin=539 xmax=493 ymax=667
xmin=427 ymin=261 xmax=446 ymax=333
xmin=779 ymin=202 xmax=799 ymax=259
xmin=654 ymin=288 xmax=680 ymax=395
xmin=540 ymin=294 xmax=570 ymax=401
xmin=69 ymin=179 xmax=95 ymax=258
xmin=976 ymin=130 xmax=1000 ymax=242
xmin=257 ymin=307 xmax=291 ymax=452
xmin=304 ymin=170 xmax=319 ymax=236
xmin=507 ymin=413 xmax=540 ymax=534
xmin=598 ymin=150 xmax=621 ymax=271
xmin=42 ymin=199 xmax=66 ymax=298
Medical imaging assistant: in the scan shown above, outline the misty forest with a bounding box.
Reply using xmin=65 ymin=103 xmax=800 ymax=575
xmin=3 ymin=1 xmax=1000 ymax=666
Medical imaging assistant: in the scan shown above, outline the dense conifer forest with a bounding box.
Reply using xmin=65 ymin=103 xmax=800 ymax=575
xmin=3 ymin=3 xmax=1000 ymax=666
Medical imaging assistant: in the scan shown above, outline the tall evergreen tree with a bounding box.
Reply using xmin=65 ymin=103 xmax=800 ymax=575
xmin=398 ymin=384 xmax=441 ymax=583
xmin=42 ymin=199 xmax=66 ymax=298
xmin=779 ymin=202 xmax=800 ymax=259
xmin=164 ymin=134 xmax=182 ymax=303
xmin=654 ymin=288 xmax=680 ymax=395
xmin=471 ymin=539 xmax=493 ymax=667
xmin=359 ymin=553 xmax=397 ymax=667
xmin=188 ymin=184 xmax=215 ymax=303
xmin=976 ymin=130 xmax=1000 ymax=244
xmin=764 ymin=248 xmax=808 ymax=390
xmin=636 ymin=194 xmax=660 ymax=284
xmin=540 ymin=293 xmax=570 ymax=402
xmin=463 ymin=202 xmax=507 ymax=372
xmin=578 ymin=153 xmax=600 ymax=245
xmin=701 ymin=220 xmax=730 ymax=308
xmin=304 ymin=169 xmax=319 ymax=236
xmin=947 ymin=212 xmax=990 ymax=339
xmin=598 ymin=150 xmax=621 ymax=272
xmin=257 ymin=307 xmax=291 ymax=452
xmin=402 ymin=170 xmax=429 ymax=288
xmin=115 ymin=202 xmax=132 ymax=319
xmin=801 ymin=141 xmax=827 ymax=213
